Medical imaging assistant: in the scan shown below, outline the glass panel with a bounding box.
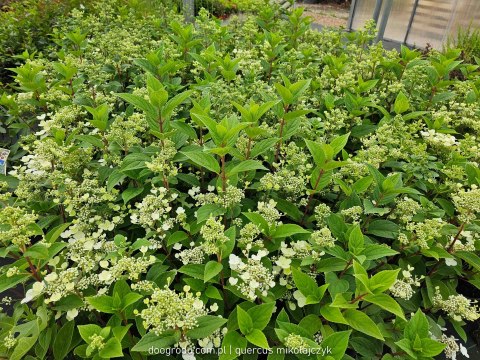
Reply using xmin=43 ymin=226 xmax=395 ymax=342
xmin=351 ymin=0 xmax=378 ymax=31
xmin=406 ymin=0 xmax=456 ymax=49
xmin=383 ymin=0 xmax=416 ymax=42
xmin=447 ymin=1 xmax=480 ymax=41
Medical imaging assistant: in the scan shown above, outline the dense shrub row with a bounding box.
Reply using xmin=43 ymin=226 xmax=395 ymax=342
xmin=0 ymin=1 xmax=479 ymax=359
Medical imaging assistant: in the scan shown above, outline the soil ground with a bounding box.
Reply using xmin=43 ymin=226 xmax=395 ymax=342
xmin=295 ymin=1 xmax=350 ymax=28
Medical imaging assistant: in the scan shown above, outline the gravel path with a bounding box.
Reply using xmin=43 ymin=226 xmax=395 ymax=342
xmin=295 ymin=2 xmax=350 ymax=28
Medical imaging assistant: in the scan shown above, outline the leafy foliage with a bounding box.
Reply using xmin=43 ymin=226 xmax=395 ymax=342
xmin=0 ymin=1 xmax=479 ymax=360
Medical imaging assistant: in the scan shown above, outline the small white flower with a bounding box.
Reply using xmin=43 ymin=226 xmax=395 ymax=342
xmin=193 ymin=299 xmax=204 ymax=310
xmin=460 ymin=343 xmax=469 ymax=358
xmin=210 ymin=303 xmax=219 ymax=312
xmin=229 ymin=254 xmax=242 ymax=270
xmin=275 ymin=256 xmax=292 ymax=270
xmin=229 ymin=277 xmax=238 ymax=285
xmin=83 ymin=240 xmax=94 ymax=251
xmin=162 ymin=223 xmax=171 ymax=231
xmin=445 ymin=258 xmax=457 ymax=267
xmin=50 ymin=293 xmax=62 ymax=302
xmin=293 ymin=290 xmax=306 ymax=308
xmin=44 ymin=273 xmax=58 ymax=282
xmin=99 ymin=271 xmax=112 ymax=282
xmin=249 ymin=280 xmax=259 ymax=289
xmin=66 ymin=308 xmax=79 ymax=321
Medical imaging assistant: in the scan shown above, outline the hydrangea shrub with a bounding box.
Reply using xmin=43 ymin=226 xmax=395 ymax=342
xmin=0 ymin=2 xmax=479 ymax=360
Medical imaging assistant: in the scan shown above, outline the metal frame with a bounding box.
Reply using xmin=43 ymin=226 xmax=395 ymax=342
xmin=372 ymin=0 xmax=383 ymax=24
xmin=347 ymin=0 xmax=358 ymax=31
xmin=376 ymin=0 xmax=393 ymax=42
xmin=403 ymin=0 xmax=420 ymax=45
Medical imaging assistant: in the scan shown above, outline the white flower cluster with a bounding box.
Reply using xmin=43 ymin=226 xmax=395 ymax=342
xmin=192 ymin=185 xmax=245 ymax=209
xmin=137 ymin=285 xmax=224 ymax=350
xmin=389 ymin=265 xmax=423 ymax=300
xmin=238 ymin=223 xmax=263 ymax=250
xmin=257 ymin=199 xmax=282 ymax=226
xmin=310 ymin=227 xmax=336 ymax=248
xmin=433 ymin=287 xmax=480 ymax=322
xmin=447 ymin=230 xmax=477 ymax=253
xmin=145 ymin=139 xmax=178 ymax=177
xmin=452 ymin=185 xmax=480 ymax=223
xmin=284 ymin=333 xmax=309 ymax=350
xmin=199 ymin=217 xmax=229 ymax=255
xmin=130 ymin=187 xmax=178 ymax=243
xmin=421 ymin=129 xmax=458 ymax=148
xmin=439 ymin=334 xmax=469 ymax=360
xmin=228 ymin=252 xmax=275 ymax=301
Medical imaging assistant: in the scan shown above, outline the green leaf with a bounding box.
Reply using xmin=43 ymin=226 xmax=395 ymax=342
xmin=272 ymin=224 xmax=309 ymax=238
xmin=121 ymin=293 xmax=142 ymax=310
xmin=75 ymin=134 xmax=104 ymax=148
xmin=205 ymin=285 xmax=223 ymax=300
xmin=420 ymin=338 xmax=445 ymax=357
xmin=162 ymin=90 xmax=192 ymax=120
xmin=247 ymin=302 xmax=275 ymax=330
xmin=343 ymin=309 xmax=384 ymax=340
xmin=320 ymin=305 xmax=348 ymax=324
xmin=186 ymin=315 xmax=228 ymax=339
xmin=24 ymin=243 xmax=49 ymax=259
xmin=237 ymin=306 xmax=254 ymax=335
xmin=0 ymin=274 xmax=31 ymax=293
xmin=220 ymin=331 xmax=247 ymax=360
xmin=181 ymin=150 xmax=220 ymax=174
xmin=250 ymin=138 xmax=278 ymax=158
xmin=131 ymin=330 xmax=181 ymax=352
xmin=366 ymin=220 xmax=399 ymax=239
xmin=98 ymin=338 xmax=123 ymax=358
xmin=404 ymin=310 xmax=429 ymax=341
xmin=292 ymin=268 xmax=318 ymax=298
xmin=45 ymin=223 xmax=71 ymax=243
xmin=321 ymin=331 xmax=350 ymax=360
xmin=116 ymin=93 xmax=156 ymax=116
xmin=53 ymin=321 xmax=74 ymax=360
xmin=455 ymin=251 xmax=480 ymax=272
xmin=394 ymin=91 xmax=410 ymax=114
xmin=243 ymin=212 xmax=269 ymax=234
xmin=120 ymin=153 xmax=151 ymax=172
xmin=121 ymin=187 xmax=143 ymax=204
xmin=227 ymin=160 xmax=267 ymax=175
xmin=166 ymin=231 xmax=189 ymax=247
xmin=85 ymin=295 xmax=115 ymax=314
xmin=364 ymin=293 xmax=405 ymax=320
xmin=348 ymin=225 xmax=364 ymax=255
xmin=245 ymin=329 xmax=270 ymax=349
xmin=369 ymin=269 xmax=399 ymax=294
xmin=10 ymin=335 xmax=39 ymax=360
xmin=330 ymin=133 xmax=350 ymax=156
xmin=204 ymin=261 xmax=223 ymax=283
xmin=362 ymin=244 xmax=398 ymax=260
xmin=178 ymin=264 xmax=205 ymax=280
xmin=274 ymin=83 xmax=294 ymax=105
xmin=197 ymin=204 xmax=225 ymax=223
xmin=53 ymin=294 xmax=84 ymax=312
xmin=305 ymin=139 xmax=325 ymax=166
xmin=78 ymin=324 xmax=103 ymax=343
xmin=107 ymin=169 xmax=126 ymax=191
